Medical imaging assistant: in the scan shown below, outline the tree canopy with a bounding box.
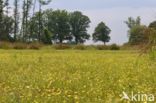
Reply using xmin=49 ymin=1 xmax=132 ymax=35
xmin=70 ymin=11 xmax=90 ymax=44
xmin=93 ymin=22 xmax=111 ymax=44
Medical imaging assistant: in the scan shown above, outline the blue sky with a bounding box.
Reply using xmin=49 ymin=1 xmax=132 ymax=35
xmin=10 ymin=0 xmax=156 ymax=44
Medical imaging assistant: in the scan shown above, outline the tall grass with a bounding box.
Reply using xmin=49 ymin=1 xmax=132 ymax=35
xmin=0 ymin=50 xmax=155 ymax=102
xmin=0 ymin=42 xmax=42 ymax=50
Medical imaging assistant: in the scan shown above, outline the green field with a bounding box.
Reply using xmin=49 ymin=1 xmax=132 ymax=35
xmin=0 ymin=50 xmax=155 ymax=103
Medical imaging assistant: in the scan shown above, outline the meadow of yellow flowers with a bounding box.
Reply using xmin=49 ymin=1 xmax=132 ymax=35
xmin=0 ymin=50 xmax=155 ymax=103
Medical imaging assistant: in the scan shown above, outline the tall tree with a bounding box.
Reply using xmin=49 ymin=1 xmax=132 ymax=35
xmin=46 ymin=10 xmax=70 ymax=43
xmin=125 ymin=16 xmax=143 ymax=44
xmin=0 ymin=15 xmax=14 ymax=41
xmin=21 ymin=0 xmax=26 ymax=41
xmin=0 ymin=0 xmax=3 ymax=40
xmin=14 ymin=0 xmax=19 ymax=41
xmin=21 ymin=0 xmax=32 ymax=42
xmin=129 ymin=25 xmax=148 ymax=45
xmin=38 ymin=0 xmax=51 ymax=42
xmin=70 ymin=11 xmax=90 ymax=44
xmin=125 ymin=16 xmax=141 ymax=29
xmin=0 ymin=0 xmax=13 ymax=41
xmin=4 ymin=0 xmax=9 ymax=16
xmin=28 ymin=12 xmax=44 ymax=41
xmin=93 ymin=22 xmax=111 ymax=45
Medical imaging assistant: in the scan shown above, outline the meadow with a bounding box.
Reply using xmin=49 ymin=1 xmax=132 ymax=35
xmin=0 ymin=50 xmax=155 ymax=103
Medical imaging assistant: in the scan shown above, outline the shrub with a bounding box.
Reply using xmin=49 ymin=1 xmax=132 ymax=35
xmin=13 ymin=43 xmax=28 ymax=50
xmin=28 ymin=43 xmax=42 ymax=50
xmin=96 ymin=45 xmax=109 ymax=50
xmin=0 ymin=42 xmax=12 ymax=49
xmin=54 ymin=44 xmax=71 ymax=50
xmin=73 ymin=45 xmax=87 ymax=50
xmin=110 ymin=44 xmax=120 ymax=50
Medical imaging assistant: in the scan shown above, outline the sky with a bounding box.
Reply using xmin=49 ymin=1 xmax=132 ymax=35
xmin=10 ymin=0 xmax=156 ymax=44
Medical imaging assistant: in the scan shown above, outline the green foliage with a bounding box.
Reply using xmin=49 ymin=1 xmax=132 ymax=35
xmin=96 ymin=45 xmax=109 ymax=50
xmin=125 ymin=17 xmax=148 ymax=45
xmin=42 ymin=28 xmax=52 ymax=44
xmin=93 ymin=22 xmax=111 ymax=44
xmin=0 ymin=15 xmax=14 ymax=41
xmin=149 ymin=21 xmax=156 ymax=29
xmin=70 ymin=11 xmax=90 ymax=44
xmin=110 ymin=44 xmax=120 ymax=50
xmin=141 ymin=27 xmax=156 ymax=55
xmin=21 ymin=0 xmax=33 ymax=42
xmin=39 ymin=0 xmax=52 ymax=5
xmin=54 ymin=44 xmax=71 ymax=50
xmin=47 ymin=10 xmax=71 ymax=43
xmin=28 ymin=12 xmax=43 ymax=41
xmin=129 ymin=25 xmax=148 ymax=45
xmin=73 ymin=44 xmax=87 ymax=50
xmin=125 ymin=16 xmax=141 ymax=29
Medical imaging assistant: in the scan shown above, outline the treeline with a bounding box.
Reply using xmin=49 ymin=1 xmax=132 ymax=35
xmin=0 ymin=0 xmax=111 ymax=45
xmin=0 ymin=0 xmax=155 ymax=47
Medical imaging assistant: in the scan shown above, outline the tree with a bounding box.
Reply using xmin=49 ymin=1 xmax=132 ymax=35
xmin=125 ymin=16 xmax=142 ymax=44
xmin=70 ymin=11 xmax=90 ymax=44
xmin=42 ymin=28 xmax=52 ymax=44
xmin=20 ymin=0 xmax=32 ymax=42
xmin=129 ymin=25 xmax=149 ymax=45
xmin=93 ymin=22 xmax=111 ymax=45
xmin=139 ymin=27 xmax=156 ymax=54
xmin=0 ymin=0 xmax=3 ymax=40
xmin=46 ymin=10 xmax=71 ymax=43
xmin=38 ymin=0 xmax=51 ymax=42
xmin=28 ymin=12 xmax=42 ymax=41
xmin=14 ymin=0 xmax=19 ymax=41
xmin=0 ymin=0 xmax=14 ymax=41
xmin=0 ymin=0 xmax=3 ymax=22
xmin=0 ymin=15 xmax=14 ymax=41
xmin=28 ymin=11 xmax=51 ymax=43
xmin=125 ymin=16 xmax=141 ymax=29
xmin=4 ymin=0 xmax=9 ymax=16
xmin=149 ymin=21 xmax=156 ymax=29
xmin=144 ymin=28 xmax=156 ymax=45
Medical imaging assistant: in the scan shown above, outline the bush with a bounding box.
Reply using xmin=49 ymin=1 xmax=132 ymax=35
xmin=54 ymin=44 xmax=71 ymax=50
xmin=96 ymin=45 xmax=109 ymax=50
xmin=0 ymin=42 xmax=13 ymax=49
xmin=110 ymin=44 xmax=120 ymax=50
xmin=13 ymin=43 xmax=28 ymax=50
xmin=0 ymin=42 xmax=42 ymax=50
xmin=73 ymin=45 xmax=86 ymax=50
xmin=28 ymin=43 xmax=42 ymax=50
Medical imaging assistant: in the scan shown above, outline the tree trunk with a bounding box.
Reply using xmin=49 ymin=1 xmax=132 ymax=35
xmin=59 ymin=39 xmax=63 ymax=44
xmin=38 ymin=3 xmax=42 ymax=42
xmin=75 ymin=38 xmax=78 ymax=44
xmin=104 ymin=42 xmax=106 ymax=45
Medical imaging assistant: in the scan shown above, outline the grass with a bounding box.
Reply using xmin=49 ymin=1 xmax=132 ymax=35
xmin=0 ymin=50 xmax=155 ymax=103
